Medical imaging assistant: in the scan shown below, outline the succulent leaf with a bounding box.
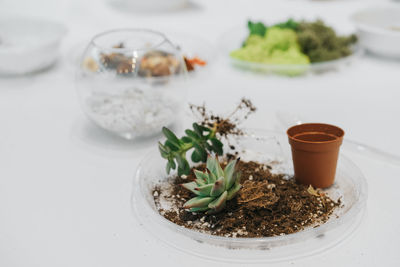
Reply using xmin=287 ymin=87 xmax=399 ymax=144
xmin=194 ymin=170 xmax=208 ymax=183
xmin=208 ymin=171 xmax=217 ymax=184
xmin=190 ymin=206 xmax=210 ymax=212
xmin=195 ymin=184 xmax=213 ymax=196
xmin=194 ymin=178 xmax=206 ymax=187
xmin=224 ymin=159 xmax=237 ymax=189
xmin=183 ymin=196 xmax=214 ymax=209
xmin=181 ymin=182 xmax=200 ymax=195
xmin=227 ymin=183 xmax=241 ymax=200
xmin=207 ymin=191 xmax=228 ymax=214
xmin=210 ymin=177 xmax=225 ymax=197
xmin=206 ymin=156 xmax=224 ymax=178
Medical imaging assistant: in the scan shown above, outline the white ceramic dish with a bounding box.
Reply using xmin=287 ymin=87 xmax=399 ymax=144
xmin=0 ymin=17 xmax=67 ymax=75
xmin=218 ymin=25 xmax=362 ymax=75
xmin=132 ymin=129 xmax=368 ymax=263
xmin=351 ymin=6 xmax=400 ymax=58
xmin=109 ymin=0 xmax=187 ymax=12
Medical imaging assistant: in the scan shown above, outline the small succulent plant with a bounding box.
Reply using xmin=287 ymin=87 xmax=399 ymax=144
xmin=181 ymin=155 xmax=241 ymax=214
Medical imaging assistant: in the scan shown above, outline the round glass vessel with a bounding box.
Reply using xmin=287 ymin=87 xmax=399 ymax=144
xmin=76 ymin=29 xmax=187 ymax=139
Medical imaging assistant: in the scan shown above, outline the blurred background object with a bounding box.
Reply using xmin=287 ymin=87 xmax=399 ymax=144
xmin=108 ymin=0 xmax=188 ymax=13
xmin=76 ymin=29 xmax=187 ymax=139
xmin=351 ymin=5 xmax=400 ymax=59
xmin=0 ymin=16 xmax=66 ymax=76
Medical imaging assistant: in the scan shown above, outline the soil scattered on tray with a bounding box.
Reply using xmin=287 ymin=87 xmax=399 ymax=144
xmin=153 ymin=160 xmax=341 ymax=238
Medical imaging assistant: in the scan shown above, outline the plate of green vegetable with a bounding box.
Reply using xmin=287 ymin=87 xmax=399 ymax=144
xmin=220 ymin=19 xmax=362 ymax=76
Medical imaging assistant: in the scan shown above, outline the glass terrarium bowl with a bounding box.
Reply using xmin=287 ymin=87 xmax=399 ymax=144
xmin=132 ymin=129 xmax=368 ymax=263
xmin=76 ymin=29 xmax=187 ymax=140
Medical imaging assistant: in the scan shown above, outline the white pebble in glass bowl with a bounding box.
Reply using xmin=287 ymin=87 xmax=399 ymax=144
xmin=76 ymin=29 xmax=187 ymax=140
xmin=0 ymin=17 xmax=67 ymax=75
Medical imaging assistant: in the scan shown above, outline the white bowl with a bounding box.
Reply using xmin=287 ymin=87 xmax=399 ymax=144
xmin=109 ymin=0 xmax=188 ymax=12
xmin=0 ymin=17 xmax=67 ymax=75
xmin=351 ymin=6 xmax=400 ymax=58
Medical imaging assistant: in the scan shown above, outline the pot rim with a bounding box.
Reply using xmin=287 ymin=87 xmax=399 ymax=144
xmin=287 ymin=123 xmax=345 ymax=145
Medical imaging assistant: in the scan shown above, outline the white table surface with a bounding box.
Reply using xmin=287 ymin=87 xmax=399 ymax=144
xmin=1 ymin=0 xmax=400 ymax=266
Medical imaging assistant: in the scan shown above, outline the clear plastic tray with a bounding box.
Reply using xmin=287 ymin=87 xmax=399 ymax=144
xmin=218 ymin=26 xmax=363 ymax=75
xmin=131 ymin=129 xmax=368 ymax=263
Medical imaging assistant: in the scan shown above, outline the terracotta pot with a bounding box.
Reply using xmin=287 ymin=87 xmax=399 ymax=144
xmin=287 ymin=123 xmax=345 ymax=188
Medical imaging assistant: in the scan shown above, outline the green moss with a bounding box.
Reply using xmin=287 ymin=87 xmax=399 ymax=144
xmin=296 ymin=20 xmax=358 ymax=63
xmin=230 ymin=27 xmax=310 ymax=65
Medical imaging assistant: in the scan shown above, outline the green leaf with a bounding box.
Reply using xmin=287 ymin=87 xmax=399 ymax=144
xmin=194 ymin=178 xmax=206 ymax=187
xmin=178 ymin=166 xmax=189 ymax=176
xmin=227 ymin=183 xmax=241 ymax=200
xmin=194 ymin=170 xmax=208 ymax=182
xmin=193 ymin=123 xmax=203 ymax=137
xmin=210 ymin=177 xmax=225 ymax=197
xmin=206 ymin=156 xmax=224 ymax=177
xmin=224 ymin=159 xmax=237 ymax=189
xmin=191 ymin=150 xmax=202 ymax=163
xmin=248 ymin=20 xmax=267 ymax=36
xmin=194 ymin=184 xmax=213 ymax=196
xmin=162 ymin=127 xmax=180 ymax=147
xmin=208 ymin=171 xmax=217 ymax=184
xmin=181 ymin=182 xmax=199 ymax=195
xmin=168 ymin=159 xmax=176 ymax=169
xmin=204 ymin=142 xmax=213 ymax=151
xmin=210 ymin=138 xmax=223 ymax=155
xmin=165 ymin=140 xmax=179 ymax=151
xmin=176 ymin=154 xmax=186 ymax=167
xmin=206 ymin=156 xmax=220 ymax=177
xmin=207 ymin=191 xmax=227 ymax=214
xmin=185 ymin=129 xmax=200 ymax=139
xmin=183 ymin=196 xmax=214 ymax=209
xmin=197 ymin=124 xmax=211 ymax=133
xmin=158 ymin=142 xmax=169 ymax=158
xmin=190 ymin=206 xmax=210 ymax=212
xmin=166 ymin=162 xmax=171 ymax=174
xmin=193 ymin=142 xmax=207 ymax=162
xmin=181 ymin=136 xmax=192 ymax=143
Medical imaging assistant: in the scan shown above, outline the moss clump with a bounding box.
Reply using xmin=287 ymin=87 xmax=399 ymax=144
xmin=296 ymin=20 xmax=358 ymax=63
xmin=230 ymin=27 xmax=310 ymax=65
